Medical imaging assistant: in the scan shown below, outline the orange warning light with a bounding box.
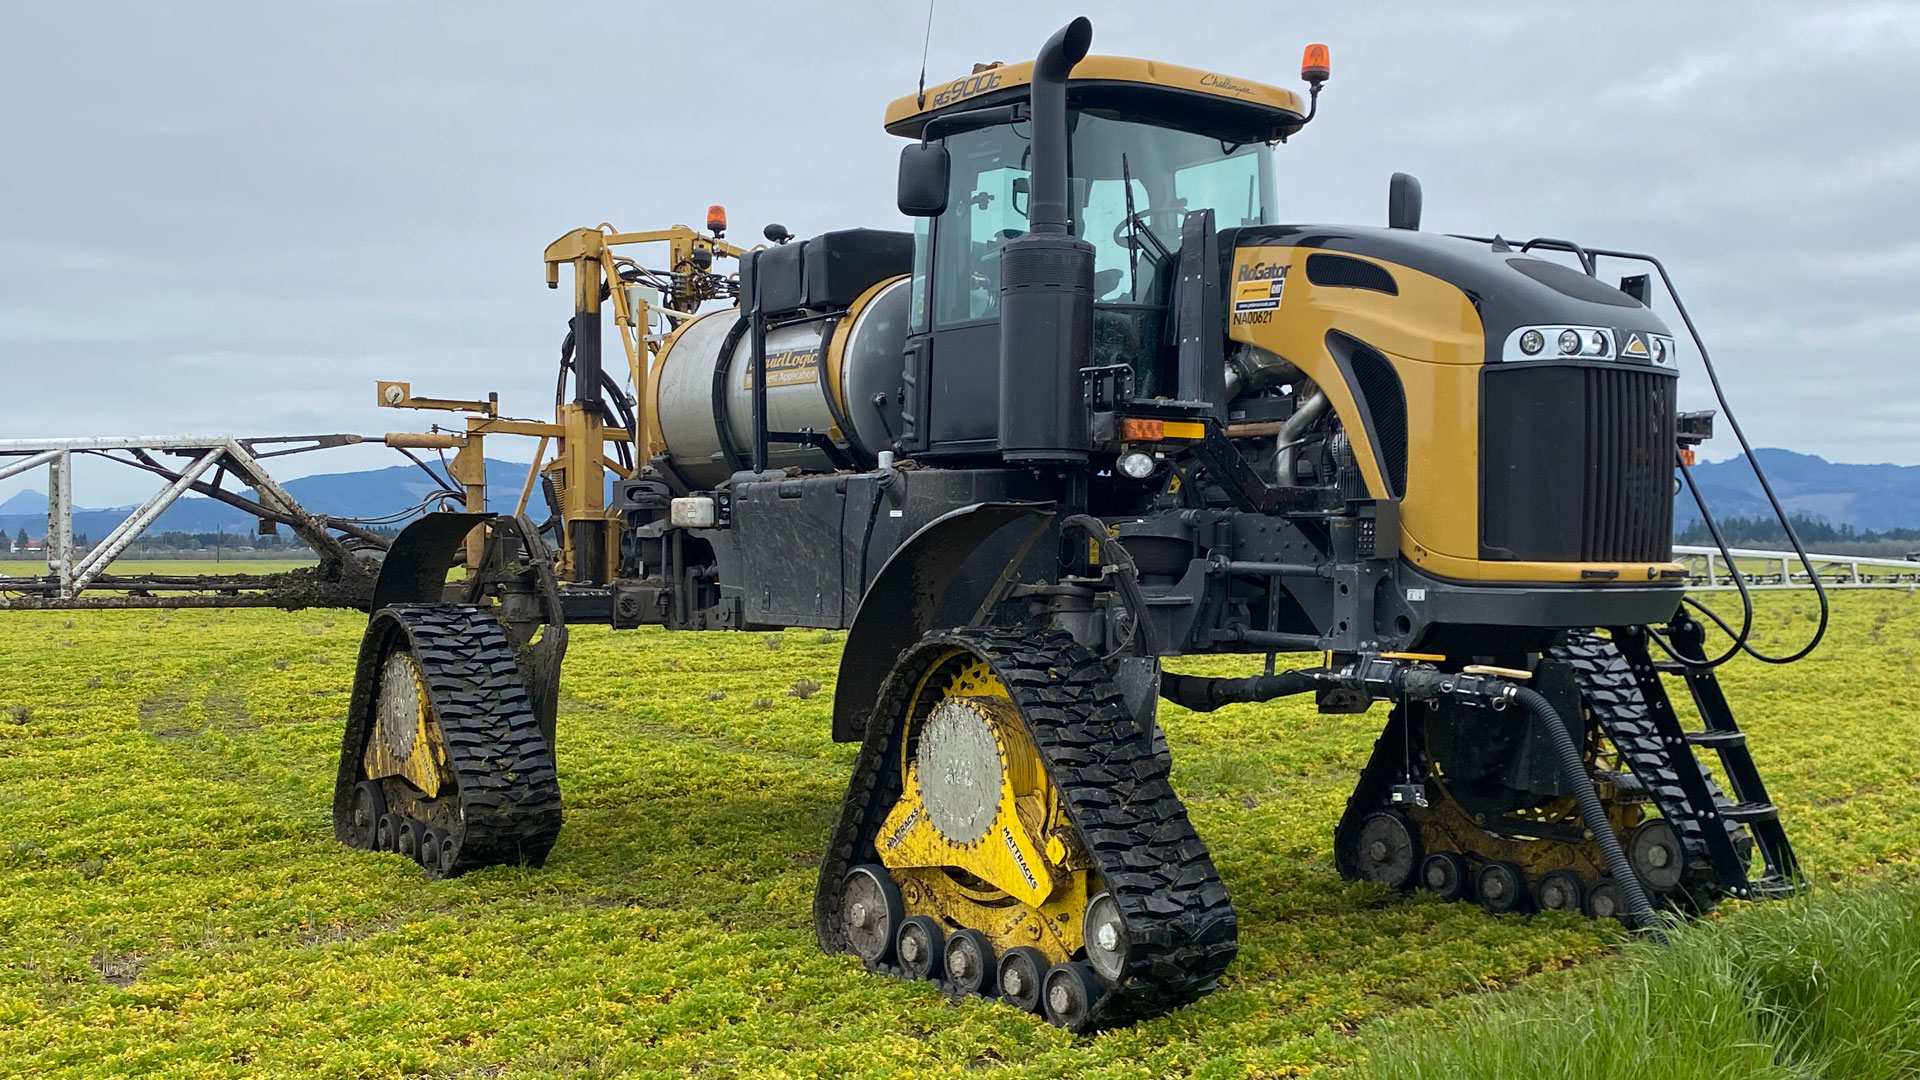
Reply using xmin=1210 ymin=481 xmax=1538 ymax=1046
xmin=706 ymin=205 xmax=728 ymax=234
xmin=1301 ymin=43 xmax=1331 ymax=84
xmin=1680 ymin=448 xmax=1697 ymax=467
xmin=1118 ymin=417 xmax=1166 ymax=441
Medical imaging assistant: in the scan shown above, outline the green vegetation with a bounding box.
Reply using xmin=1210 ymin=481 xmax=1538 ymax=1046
xmin=1362 ymin=877 xmax=1920 ymax=1080
xmin=0 ymin=591 xmax=1914 ymax=1078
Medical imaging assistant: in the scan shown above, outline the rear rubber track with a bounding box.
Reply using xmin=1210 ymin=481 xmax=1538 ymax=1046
xmin=333 ymin=603 xmax=563 ymax=875
xmin=815 ymin=626 xmax=1237 ymax=1031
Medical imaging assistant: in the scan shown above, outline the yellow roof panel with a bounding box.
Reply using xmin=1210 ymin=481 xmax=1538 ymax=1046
xmin=884 ymin=55 xmax=1307 ymax=140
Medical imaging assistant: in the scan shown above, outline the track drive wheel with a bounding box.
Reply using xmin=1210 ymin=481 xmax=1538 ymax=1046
xmin=815 ymin=628 xmax=1236 ymax=1032
xmin=333 ymin=604 xmax=563 ymax=879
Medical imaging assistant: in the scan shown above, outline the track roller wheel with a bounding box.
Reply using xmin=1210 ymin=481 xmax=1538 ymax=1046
xmin=997 ymin=946 xmax=1048 ymax=1013
xmin=944 ymin=929 xmax=996 ymax=997
xmin=896 ymin=915 xmax=945 ymax=981
xmin=1536 ymin=869 xmax=1586 ymax=913
xmin=1586 ymin=878 xmax=1625 ymax=922
xmin=1420 ymin=852 xmax=1469 ymax=902
xmin=1082 ymin=891 xmax=1127 ymax=984
xmin=334 ymin=604 xmax=562 ymax=879
xmin=1042 ymin=961 xmax=1103 ymax=1031
xmin=1475 ymin=861 xmax=1528 ymax=914
xmin=419 ymin=827 xmax=446 ymax=873
xmin=347 ymin=781 xmax=387 ymax=849
xmin=1627 ymin=819 xmax=1685 ymax=894
xmin=396 ymin=819 xmax=422 ymax=861
xmin=375 ymin=812 xmax=402 ymax=853
xmin=839 ymin=865 xmax=903 ymax=967
xmin=1355 ymin=811 xmax=1421 ymax=890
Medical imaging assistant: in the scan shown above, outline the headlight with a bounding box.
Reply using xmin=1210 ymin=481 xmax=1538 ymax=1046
xmin=1586 ymin=330 xmax=1608 ymax=355
xmin=1519 ymin=329 xmax=1544 ymax=355
xmin=1558 ymin=330 xmax=1581 ymax=355
xmin=1117 ymin=450 xmax=1157 ymax=480
xmin=1652 ymin=337 xmax=1669 ymax=364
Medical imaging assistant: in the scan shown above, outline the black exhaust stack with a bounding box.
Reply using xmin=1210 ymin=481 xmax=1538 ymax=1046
xmin=997 ymin=17 xmax=1094 ymax=464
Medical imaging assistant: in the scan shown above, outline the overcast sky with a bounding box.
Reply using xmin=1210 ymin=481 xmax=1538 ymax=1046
xmin=3 ymin=1 xmax=1916 ymax=506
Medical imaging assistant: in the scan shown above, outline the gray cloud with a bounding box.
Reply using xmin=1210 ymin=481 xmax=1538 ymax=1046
xmin=2 ymin=0 xmax=1915 ymax=505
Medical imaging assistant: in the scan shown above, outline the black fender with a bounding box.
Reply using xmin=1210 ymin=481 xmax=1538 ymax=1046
xmin=831 ymin=501 xmax=1052 ymax=742
xmin=372 ymin=512 xmax=491 ymax=609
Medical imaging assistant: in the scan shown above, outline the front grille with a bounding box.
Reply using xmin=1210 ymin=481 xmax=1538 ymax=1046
xmin=1481 ymin=363 xmax=1676 ymax=564
xmin=1581 ymin=365 xmax=1675 ymax=562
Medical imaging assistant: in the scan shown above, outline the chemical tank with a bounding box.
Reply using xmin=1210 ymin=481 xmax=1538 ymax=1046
xmin=653 ymin=276 xmax=909 ymax=488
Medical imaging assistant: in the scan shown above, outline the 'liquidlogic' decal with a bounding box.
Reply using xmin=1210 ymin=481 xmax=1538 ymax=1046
xmin=741 ymin=347 xmax=820 ymax=390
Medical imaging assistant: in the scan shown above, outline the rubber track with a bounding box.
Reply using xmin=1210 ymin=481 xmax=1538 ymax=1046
xmin=335 ymin=604 xmax=563 ymax=875
xmin=1548 ymin=632 xmax=1745 ymax=898
xmin=814 ymin=627 xmax=1236 ymax=1031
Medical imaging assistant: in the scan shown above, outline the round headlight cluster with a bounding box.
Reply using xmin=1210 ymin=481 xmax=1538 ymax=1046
xmin=1509 ymin=326 xmax=1616 ymax=362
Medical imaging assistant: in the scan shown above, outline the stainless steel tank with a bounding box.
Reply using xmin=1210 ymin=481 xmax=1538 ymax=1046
xmin=653 ymin=277 xmax=908 ymax=488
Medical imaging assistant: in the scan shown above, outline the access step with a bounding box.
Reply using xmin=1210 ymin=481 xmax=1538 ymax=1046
xmin=1745 ymin=874 xmax=1803 ymax=901
xmin=1684 ymin=729 xmax=1748 ymax=749
xmin=1719 ymin=800 xmax=1779 ymax=824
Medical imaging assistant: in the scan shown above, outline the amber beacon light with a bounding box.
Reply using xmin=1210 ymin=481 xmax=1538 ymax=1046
xmin=1301 ymin=43 xmax=1331 ymax=84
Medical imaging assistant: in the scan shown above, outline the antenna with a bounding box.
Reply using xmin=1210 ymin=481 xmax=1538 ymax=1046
xmin=916 ymin=0 xmax=936 ymax=108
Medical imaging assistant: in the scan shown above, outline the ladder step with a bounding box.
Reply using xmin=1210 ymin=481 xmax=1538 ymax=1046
xmin=1652 ymin=661 xmax=1688 ymax=675
xmin=1743 ymin=875 xmax=1803 ymax=901
xmin=1685 ymin=729 xmax=1747 ymax=749
xmin=1720 ymin=800 xmax=1779 ymax=824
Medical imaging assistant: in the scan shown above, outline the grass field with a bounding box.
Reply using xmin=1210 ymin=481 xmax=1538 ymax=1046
xmin=0 ymin=590 xmax=1915 ymax=1078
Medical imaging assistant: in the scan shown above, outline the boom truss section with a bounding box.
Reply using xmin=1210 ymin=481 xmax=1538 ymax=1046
xmin=0 ymin=434 xmax=384 ymax=610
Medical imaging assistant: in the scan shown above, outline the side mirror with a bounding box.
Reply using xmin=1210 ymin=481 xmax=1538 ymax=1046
xmin=1388 ymin=172 xmax=1422 ymax=231
xmin=898 ymin=143 xmax=950 ymax=217
xmin=1011 ymin=177 xmax=1030 ymax=218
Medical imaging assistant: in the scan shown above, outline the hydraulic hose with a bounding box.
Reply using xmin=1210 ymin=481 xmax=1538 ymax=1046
xmin=1514 ymin=686 xmax=1665 ymax=941
xmin=1159 ymin=670 xmax=1319 ymax=712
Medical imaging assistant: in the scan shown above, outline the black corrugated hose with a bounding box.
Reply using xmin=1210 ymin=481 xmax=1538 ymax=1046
xmin=1515 ymin=685 xmax=1666 ymax=941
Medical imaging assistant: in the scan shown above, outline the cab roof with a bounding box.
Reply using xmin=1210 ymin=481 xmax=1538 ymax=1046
xmin=884 ymin=55 xmax=1307 ymax=144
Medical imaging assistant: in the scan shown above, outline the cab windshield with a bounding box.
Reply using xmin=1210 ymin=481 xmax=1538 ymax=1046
xmin=918 ymin=111 xmax=1277 ymax=330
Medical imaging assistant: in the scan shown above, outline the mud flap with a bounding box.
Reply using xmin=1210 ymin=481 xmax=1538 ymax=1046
xmin=831 ymin=502 xmax=1052 ymax=743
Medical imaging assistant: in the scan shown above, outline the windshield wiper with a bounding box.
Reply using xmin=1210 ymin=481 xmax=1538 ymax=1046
xmin=1120 ymin=153 xmax=1173 ymax=299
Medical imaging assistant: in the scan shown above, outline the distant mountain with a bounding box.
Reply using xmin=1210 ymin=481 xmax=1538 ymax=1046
xmin=1676 ymin=450 xmax=1920 ymax=533
xmin=0 ymin=489 xmax=47 ymax=515
xmin=0 ymin=459 xmax=552 ymax=541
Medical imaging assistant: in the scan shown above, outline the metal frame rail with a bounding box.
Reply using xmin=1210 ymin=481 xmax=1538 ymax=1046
xmin=0 ymin=435 xmax=384 ymax=610
xmin=1674 ymin=544 xmax=1920 ymax=590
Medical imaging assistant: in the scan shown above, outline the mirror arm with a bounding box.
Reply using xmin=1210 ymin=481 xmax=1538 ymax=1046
xmin=921 ymin=102 xmax=1028 ymax=144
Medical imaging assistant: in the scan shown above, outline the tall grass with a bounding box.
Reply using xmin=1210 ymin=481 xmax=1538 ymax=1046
xmin=1363 ymin=877 xmax=1920 ymax=1080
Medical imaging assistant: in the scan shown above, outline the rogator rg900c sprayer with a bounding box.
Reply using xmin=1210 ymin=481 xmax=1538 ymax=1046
xmin=333 ymin=18 xmax=1818 ymax=1030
